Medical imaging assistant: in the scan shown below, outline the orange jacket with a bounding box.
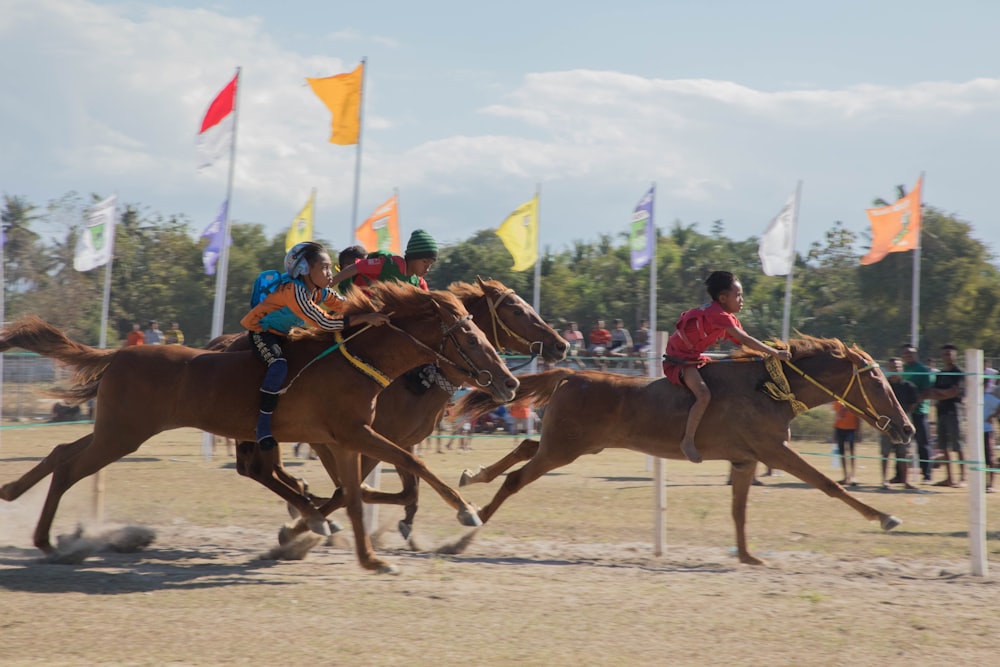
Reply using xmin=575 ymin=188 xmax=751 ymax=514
xmin=833 ymin=402 xmax=859 ymax=430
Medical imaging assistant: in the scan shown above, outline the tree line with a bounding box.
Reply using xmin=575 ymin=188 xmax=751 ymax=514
xmin=3 ymin=191 xmax=999 ymax=361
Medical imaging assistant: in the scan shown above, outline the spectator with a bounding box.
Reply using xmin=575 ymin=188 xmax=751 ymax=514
xmin=562 ymin=321 xmax=586 ymax=368
xmin=982 ymin=371 xmax=999 ymax=493
xmin=633 ymin=319 xmax=650 ymax=355
xmin=608 ymin=319 xmax=633 ymax=358
xmin=880 ymin=357 xmax=918 ymax=490
xmin=124 ymin=322 xmax=145 ymax=346
xmin=928 ymin=343 xmax=964 ymax=487
xmin=587 ymin=319 xmax=612 ymax=368
xmin=144 ymin=320 xmax=163 ymax=345
xmin=833 ymin=401 xmax=860 ymax=486
xmin=163 ymin=321 xmax=185 ymax=345
xmin=510 ymin=400 xmax=533 ymax=433
xmin=900 ymin=344 xmax=934 ymax=483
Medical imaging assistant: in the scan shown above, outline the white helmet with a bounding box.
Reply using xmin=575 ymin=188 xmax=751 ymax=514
xmin=284 ymin=242 xmax=323 ymax=279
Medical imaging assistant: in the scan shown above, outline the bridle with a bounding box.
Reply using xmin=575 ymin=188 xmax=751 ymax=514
xmin=484 ymin=287 xmax=543 ymax=370
xmin=434 ymin=312 xmax=496 ymax=388
xmin=783 ymin=356 xmax=893 ymax=432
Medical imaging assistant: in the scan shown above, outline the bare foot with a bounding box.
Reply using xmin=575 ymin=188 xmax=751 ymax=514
xmin=680 ymin=437 xmax=702 ymax=463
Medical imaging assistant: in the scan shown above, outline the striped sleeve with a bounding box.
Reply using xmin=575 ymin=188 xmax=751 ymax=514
xmin=292 ymin=283 xmax=345 ymax=331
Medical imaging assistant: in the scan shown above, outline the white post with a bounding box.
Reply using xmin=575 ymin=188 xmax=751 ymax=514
xmin=965 ymin=349 xmax=987 ymax=576
xmin=652 ymin=330 xmax=667 ymax=556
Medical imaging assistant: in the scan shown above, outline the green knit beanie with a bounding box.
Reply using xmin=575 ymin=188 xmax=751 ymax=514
xmin=405 ymin=229 xmax=439 ymax=260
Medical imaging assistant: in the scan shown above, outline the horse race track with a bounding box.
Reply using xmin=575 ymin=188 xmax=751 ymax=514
xmin=2 ymin=424 xmax=998 ymax=666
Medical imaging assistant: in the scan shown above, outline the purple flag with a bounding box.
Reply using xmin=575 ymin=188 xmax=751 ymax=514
xmin=200 ymin=199 xmax=229 ymax=275
xmin=629 ymin=186 xmax=655 ymax=270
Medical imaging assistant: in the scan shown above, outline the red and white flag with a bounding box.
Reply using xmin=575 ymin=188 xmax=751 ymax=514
xmin=196 ymin=73 xmax=238 ymax=170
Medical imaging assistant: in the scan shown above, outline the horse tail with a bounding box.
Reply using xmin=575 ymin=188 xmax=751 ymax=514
xmin=455 ymin=368 xmax=576 ymax=419
xmin=0 ymin=316 xmax=117 ymax=404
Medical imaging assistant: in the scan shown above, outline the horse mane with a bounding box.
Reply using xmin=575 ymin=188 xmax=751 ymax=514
xmin=447 ymin=277 xmax=506 ymax=300
xmin=728 ymin=334 xmax=867 ymax=364
xmin=288 ymin=281 xmax=465 ymax=342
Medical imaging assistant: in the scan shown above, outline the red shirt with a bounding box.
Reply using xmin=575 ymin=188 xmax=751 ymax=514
xmin=662 ymin=301 xmax=741 ymax=385
xmin=125 ymin=330 xmax=145 ymax=346
xmin=589 ymin=328 xmax=611 ymax=346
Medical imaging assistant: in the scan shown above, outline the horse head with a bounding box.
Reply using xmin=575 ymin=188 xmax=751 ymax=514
xmin=367 ymin=281 xmax=520 ymax=403
xmin=784 ymin=337 xmax=915 ymax=444
xmin=450 ymin=277 xmax=569 ymax=364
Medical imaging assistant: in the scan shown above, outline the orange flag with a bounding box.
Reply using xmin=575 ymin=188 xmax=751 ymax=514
xmin=860 ymin=177 xmax=922 ymax=266
xmin=307 ymin=63 xmax=363 ymax=145
xmin=356 ymin=194 xmax=400 ymax=255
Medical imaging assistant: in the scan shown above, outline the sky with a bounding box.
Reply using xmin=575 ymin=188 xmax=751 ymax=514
xmin=3 ymin=0 xmax=1000 ymax=261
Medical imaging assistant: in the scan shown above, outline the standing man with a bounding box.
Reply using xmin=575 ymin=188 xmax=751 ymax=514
xmin=144 ymin=320 xmax=163 ymax=345
xmin=163 ymin=321 xmax=185 ymax=345
xmin=880 ymin=357 xmax=919 ymax=490
xmin=929 ymin=344 xmax=965 ymax=487
xmin=901 ymin=344 xmax=934 ymax=483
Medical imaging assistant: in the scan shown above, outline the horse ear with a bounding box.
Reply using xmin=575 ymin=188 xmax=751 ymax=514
xmin=476 ymin=275 xmax=486 ymax=288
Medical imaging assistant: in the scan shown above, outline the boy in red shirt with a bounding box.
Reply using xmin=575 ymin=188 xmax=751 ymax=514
xmin=663 ymin=271 xmax=790 ymax=463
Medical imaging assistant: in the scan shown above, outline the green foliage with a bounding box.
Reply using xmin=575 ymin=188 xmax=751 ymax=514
xmin=3 ymin=191 xmax=1000 ymax=361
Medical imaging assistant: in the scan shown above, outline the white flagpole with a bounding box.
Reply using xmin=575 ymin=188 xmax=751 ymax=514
xmin=780 ymin=180 xmax=803 ymax=342
xmin=0 ymin=228 xmax=5 ymax=436
xmin=94 ymin=195 xmax=117 ymax=521
xmin=911 ymin=172 xmax=924 ymax=349
xmin=349 ymin=57 xmax=367 ymax=246
xmin=646 ymin=182 xmax=665 ymax=556
xmin=204 ymin=66 xmax=241 ymax=461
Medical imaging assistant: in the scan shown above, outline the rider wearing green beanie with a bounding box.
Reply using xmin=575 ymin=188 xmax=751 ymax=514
xmin=332 ymin=229 xmax=439 ymax=292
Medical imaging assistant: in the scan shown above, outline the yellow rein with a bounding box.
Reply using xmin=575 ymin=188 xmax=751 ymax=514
xmin=765 ymin=356 xmax=892 ymax=432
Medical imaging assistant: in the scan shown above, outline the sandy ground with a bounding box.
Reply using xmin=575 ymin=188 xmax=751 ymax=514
xmin=1 ymin=425 xmax=998 ymax=666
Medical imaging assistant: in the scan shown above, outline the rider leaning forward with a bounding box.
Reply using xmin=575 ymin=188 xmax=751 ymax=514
xmin=241 ymin=241 xmax=389 ymax=451
xmin=662 ymin=270 xmax=790 ymax=464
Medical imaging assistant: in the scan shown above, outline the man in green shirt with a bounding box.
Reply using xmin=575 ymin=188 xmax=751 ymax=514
xmin=901 ymin=344 xmax=934 ymax=483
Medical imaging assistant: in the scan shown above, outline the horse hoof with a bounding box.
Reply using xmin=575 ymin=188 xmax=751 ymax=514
xmin=327 ymin=520 xmax=343 ymax=534
xmin=307 ymin=516 xmax=332 ymax=537
xmin=398 ymin=520 xmax=412 ymax=540
xmin=285 ymin=501 xmax=301 ymax=520
xmin=459 ymin=469 xmax=473 ymax=487
xmin=881 ymin=515 xmax=901 ymax=532
xmin=457 ymin=506 xmax=483 ymax=528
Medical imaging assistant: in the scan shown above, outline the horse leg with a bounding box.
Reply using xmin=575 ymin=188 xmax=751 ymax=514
xmin=477 ymin=446 xmax=577 ymax=524
xmin=757 ymin=440 xmax=900 ymax=530
xmin=233 ymin=441 xmax=330 ymax=537
xmin=336 ymin=449 xmax=397 ymax=574
xmin=459 ymin=438 xmax=540 ymax=486
xmin=729 ymin=460 xmax=764 ymax=565
xmin=340 ymin=427 xmax=481 ymax=528
xmin=0 ymin=434 xmax=93 ymax=502
xmin=355 ymin=453 xmax=421 ymax=539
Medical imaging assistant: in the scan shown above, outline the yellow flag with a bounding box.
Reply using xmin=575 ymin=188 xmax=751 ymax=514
xmin=285 ymin=191 xmax=315 ymax=252
xmin=356 ymin=194 xmax=401 ymax=255
xmin=496 ymin=195 xmax=538 ymax=271
xmin=306 ymin=63 xmax=363 ymax=145
xmin=860 ymin=177 xmax=922 ymax=266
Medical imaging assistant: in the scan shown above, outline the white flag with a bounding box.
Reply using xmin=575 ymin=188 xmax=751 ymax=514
xmin=74 ymin=195 xmax=117 ymax=272
xmin=758 ymin=191 xmax=797 ymax=276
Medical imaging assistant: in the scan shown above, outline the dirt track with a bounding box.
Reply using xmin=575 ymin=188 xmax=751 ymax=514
xmin=2 ymin=426 xmax=998 ymax=666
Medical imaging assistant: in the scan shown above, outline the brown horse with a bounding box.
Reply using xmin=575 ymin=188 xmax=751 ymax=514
xmin=0 ymin=282 xmax=519 ymax=573
xmin=214 ymin=278 xmax=569 ymax=542
xmin=455 ymin=336 xmax=915 ymax=565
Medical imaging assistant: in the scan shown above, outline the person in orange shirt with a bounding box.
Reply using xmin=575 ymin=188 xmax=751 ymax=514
xmin=124 ymin=322 xmax=145 ymax=346
xmin=510 ymin=400 xmax=532 ymax=434
xmin=833 ymin=401 xmax=861 ymax=486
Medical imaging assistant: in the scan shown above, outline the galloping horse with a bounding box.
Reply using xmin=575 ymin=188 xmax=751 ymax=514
xmin=456 ymin=336 xmax=915 ymax=565
xmin=214 ymin=278 xmax=568 ymax=542
xmin=0 ymin=282 xmax=519 ymax=573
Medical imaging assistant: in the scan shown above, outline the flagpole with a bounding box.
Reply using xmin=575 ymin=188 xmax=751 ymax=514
xmin=205 ymin=66 xmax=241 ymax=461
xmin=349 ymin=57 xmax=367 ymax=247
xmin=532 ymin=184 xmax=541 ymax=365
xmin=0 ymin=228 xmax=5 ymax=434
xmin=911 ymin=172 xmax=924 ymax=348
xmin=646 ymin=181 xmax=665 ymax=556
xmin=781 ymin=180 xmax=803 ymax=342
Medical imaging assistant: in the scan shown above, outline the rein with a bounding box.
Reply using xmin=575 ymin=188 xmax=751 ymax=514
xmin=763 ymin=355 xmax=892 ymax=432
